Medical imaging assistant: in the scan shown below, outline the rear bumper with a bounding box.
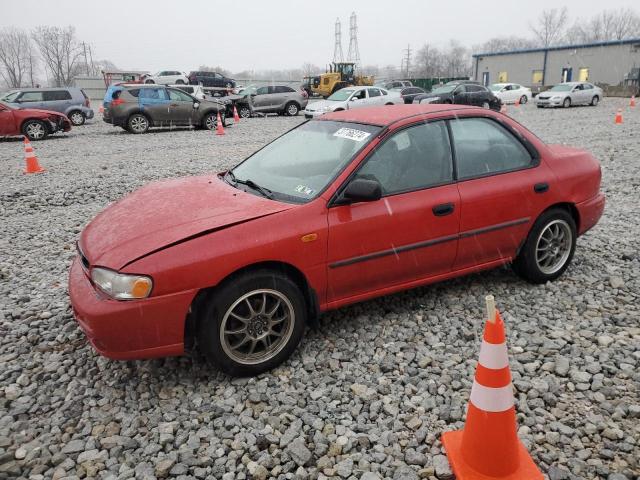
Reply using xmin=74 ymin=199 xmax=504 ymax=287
xmin=68 ymin=257 xmax=197 ymax=360
xmin=576 ymin=193 xmax=605 ymax=235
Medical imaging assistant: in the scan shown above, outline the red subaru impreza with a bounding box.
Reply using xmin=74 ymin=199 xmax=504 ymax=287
xmin=69 ymin=104 xmax=604 ymax=376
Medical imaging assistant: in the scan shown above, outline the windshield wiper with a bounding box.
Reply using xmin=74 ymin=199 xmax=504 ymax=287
xmin=224 ymin=171 xmax=274 ymax=199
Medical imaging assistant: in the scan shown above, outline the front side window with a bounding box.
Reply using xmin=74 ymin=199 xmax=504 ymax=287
xmin=256 ymin=86 xmax=269 ymax=95
xmin=352 ymin=89 xmax=367 ymax=100
xmin=230 ymin=121 xmax=381 ymax=203
xmin=327 ymin=89 xmax=355 ymax=101
xmin=19 ymin=91 xmax=44 ymax=102
xmin=355 ymin=121 xmax=453 ymax=195
xmin=167 ymin=89 xmax=193 ymax=101
xmin=450 ymin=117 xmax=533 ymax=180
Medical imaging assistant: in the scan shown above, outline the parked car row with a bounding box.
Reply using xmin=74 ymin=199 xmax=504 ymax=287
xmin=228 ymin=85 xmax=309 ymax=118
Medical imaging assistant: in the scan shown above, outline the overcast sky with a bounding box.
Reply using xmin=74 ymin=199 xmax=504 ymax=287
xmin=3 ymin=0 xmax=639 ymax=74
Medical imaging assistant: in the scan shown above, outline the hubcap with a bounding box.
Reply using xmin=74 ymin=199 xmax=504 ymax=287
xmin=131 ymin=116 xmax=148 ymax=132
xmin=71 ymin=113 xmax=83 ymax=124
xmin=205 ymin=115 xmax=216 ymax=129
xmin=535 ymin=220 xmax=572 ymax=275
xmin=26 ymin=123 xmax=45 ymax=139
xmin=287 ymin=104 xmax=297 ymax=115
xmin=240 ymin=108 xmax=250 ymax=118
xmin=220 ymin=289 xmax=295 ymax=365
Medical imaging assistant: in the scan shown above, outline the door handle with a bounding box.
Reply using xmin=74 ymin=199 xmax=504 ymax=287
xmin=534 ymin=182 xmax=549 ymax=193
xmin=170 ymin=103 xmax=179 ymax=107
xmin=432 ymin=203 xmax=455 ymax=216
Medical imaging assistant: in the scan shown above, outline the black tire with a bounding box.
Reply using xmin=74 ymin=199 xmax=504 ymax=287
xmin=284 ymin=102 xmax=299 ymax=116
xmin=68 ymin=110 xmax=86 ymax=126
xmin=22 ymin=119 xmax=49 ymax=141
xmin=175 ymin=79 xmax=185 ymax=85
xmin=202 ymin=111 xmax=224 ymax=130
xmin=196 ymin=270 xmax=307 ymax=376
xmin=591 ymin=95 xmax=599 ymax=106
xmin=238 ymin=105 xmax=251 ymax=118
xmin=520 ymin=95 xmax=528 ymax=104
xmin=562 ymin=97 xmax=571 ymax=108
xmin=513 ymin=208 xmax=577 ymax=284
xmin=144 ymin=79 xmax=155 ymax=84
xmin=385 ymin=102 xmax=394 ymax=106
xmin=127 ymin=113 xmax=150 ymax=134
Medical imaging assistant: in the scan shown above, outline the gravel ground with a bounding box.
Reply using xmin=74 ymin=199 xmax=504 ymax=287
xmin=0 ymin=100 xmax=638 ymax=480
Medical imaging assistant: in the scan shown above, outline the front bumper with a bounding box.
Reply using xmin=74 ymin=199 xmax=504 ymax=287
xmin=576 ymin=193 xmax=605 ymax=235
xmin=535 ymin=97 xmax=563 ymax=107
xmin=68 ymin=257 xmax=197 ymax=360
xmin=49 ymin=117 xmax=71 ymax=133
xmin=303 ymin=109 xmax=328 ymax=119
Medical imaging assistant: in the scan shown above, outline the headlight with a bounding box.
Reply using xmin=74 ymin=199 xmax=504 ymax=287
xmin=319 ymin=105 xmax=333 ymax=112
xmin=552 ymin=96 xmax=561 ymax=100
xmin=91 ymin=267 xmax=153 ymax=300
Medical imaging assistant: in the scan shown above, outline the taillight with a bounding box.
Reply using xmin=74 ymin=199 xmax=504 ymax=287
xmin=301 ymin=90 xmax=308 ymax=98
xmin=111 ymin=98 xmax=124 ymax=106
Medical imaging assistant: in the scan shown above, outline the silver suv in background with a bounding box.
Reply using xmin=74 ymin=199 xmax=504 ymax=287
xmin=234 ymin=85 xmax=308 ymax=118
xmin=0 ymin=87 xmax=94 ymax=125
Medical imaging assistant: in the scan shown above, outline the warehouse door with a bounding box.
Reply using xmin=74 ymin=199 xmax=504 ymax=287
xmin=482 ymin=72 xmax=490 ymax=86
xmin=561 ymin=67 xmax=572 ymax=82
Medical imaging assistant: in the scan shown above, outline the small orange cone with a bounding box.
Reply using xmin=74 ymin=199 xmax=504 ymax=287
xmin=615 ymin=109 xmax=623 ymax=124
xmin=215 ymin=112 xmax=225 ymax=135
xmin=99 ymin=104 xmax=104 ymax=114
xmin=630 ymin=95 xmax=636 ymax=107
xmin=23 ymin=137 xmax=46 ymax=174
xmin=514 ymin=97 xmax=520 ymax=107
xmin=441 ymin=295 xmax=543 ymax=480
xmin=233 ymin=104 xmax=240 ymax=123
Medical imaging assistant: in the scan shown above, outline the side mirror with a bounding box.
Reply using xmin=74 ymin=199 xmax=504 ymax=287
xmin=350 ymin=97 xmax=358 ymax=101
xmin=193 ymin=102 xmax=200 ymax=109
xmin=341 ymin=178 xmax=382 ymax=203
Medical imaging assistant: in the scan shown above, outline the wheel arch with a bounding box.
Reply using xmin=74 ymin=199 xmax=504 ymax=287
xmin=127 ymin=110 xmax=152 ymax=125
xmin=184 ymin=260 xmax=320 ymax=350
xmin=21 ymin=117 xmax=52 ymax=134
xmin=516 ymin=202 xmax=580 ymax=256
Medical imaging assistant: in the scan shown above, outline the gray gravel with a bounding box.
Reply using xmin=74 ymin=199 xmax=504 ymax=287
xmin=1 ymin=100 xmax=639 ymax=479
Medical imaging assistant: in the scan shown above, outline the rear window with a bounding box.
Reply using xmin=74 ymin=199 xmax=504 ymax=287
xmin=43 ymin=90 xmax=72 ymax=101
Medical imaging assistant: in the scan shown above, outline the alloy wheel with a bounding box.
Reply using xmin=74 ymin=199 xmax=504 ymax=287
xmin=219 ymin=289 xmax=295 ymax=365
xmin=70 ymin=112 xmax=84 ymax=125
xmin=26 ymin=122 xmax=46 ymax=140
xmin=130 ymin=115 xmax=148 ymax=133
xmin=535 ymin=220 xmax=572 ymax=275
xmin=287 ymin=103 xmax=298 ymax=116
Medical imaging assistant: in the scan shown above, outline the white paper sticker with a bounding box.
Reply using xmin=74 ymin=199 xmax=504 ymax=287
xmin=333 ymin=127 xmax=371 ymax=142
xmin=294 ymin=185 xmax=315 ymax=196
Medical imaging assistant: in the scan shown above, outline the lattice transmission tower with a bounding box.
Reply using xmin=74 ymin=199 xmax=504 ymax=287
xmin=347 ymin=12 xmax=361 ymax=65
xmin=333 ymin=18 xmax=344 ymax=63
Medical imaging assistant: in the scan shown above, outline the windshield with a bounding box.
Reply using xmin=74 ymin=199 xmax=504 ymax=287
xmin=550 ymin=84 xmax=573 ymax=92
xmin=240 ymin=85 xmax=257 ymax=95
xmin=432 ymin=85 xmax=456 ymax=94
xmin=327 ymin=89 xmax=355 ymax=101
xmin=489 ymin=85 xmax=504 ymax=91
xmin=1 ymin=91 xmax=20 ymax=102
xmin=230 ymin=120 xmax=381 ymax=203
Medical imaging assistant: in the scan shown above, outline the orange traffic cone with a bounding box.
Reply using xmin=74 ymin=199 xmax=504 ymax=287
xmin=441 ymin=295 xmax=543 ymax=480
xmin=215 ymin=112 xmax=225 ymax=135
xmin=99 ymin=104 xmax=104 ymax=114
xmin=233 ymin=105 xmax=240 ymax=123
xmin=615 ymin=109 xmax=623 ymax=124
xmin=514 ymin=97 xmax=520 ymax=107
xmin=23 ymin=137 xmax=46 ymax=174
xmin=630 ymin=95 xmax=636 ymax=107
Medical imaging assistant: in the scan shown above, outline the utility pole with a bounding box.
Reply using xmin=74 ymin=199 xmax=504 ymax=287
xmin=403 ymin=44 xmax=412 ymax=79
xmin=82 ymin=42 xmax=90 ymax=76
xmin=88 ymin=45 xmax=95 ymax=76
xmin=333 ymin=18 xmax=344 ymax=64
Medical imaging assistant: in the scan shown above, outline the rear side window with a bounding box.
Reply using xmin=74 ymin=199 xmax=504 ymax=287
xmin=19 ymin=91 xmax=44 ymax=102
xmin=43 ymin=90 xmax=72 ymax=101
xmin=127 ymin=89 xmax=140 ymax=98
xmin=356 ymin=121 xmax=453 ymax=195
xmin=139 ymin=88 xmax=167 ymax=100
xmin=274 ymin=86 xmax=295 ymax=93
xmin=450 ymin=117 xmax=533 ymax=180
xmin=368 ymin=88 xmax=381 ymax=97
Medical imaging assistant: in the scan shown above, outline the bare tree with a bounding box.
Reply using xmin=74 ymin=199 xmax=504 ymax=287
xmin=475 ymin=36 xmax=538 ymax=54
xmin=301 ymin=63 xmax=320 ymax=78
xmin=565 ymin=7 xmax=640 ymax=44
xmin=530 ymin=8 xmax=569 ymax=47
xmin=0 ymin=27 xmax=34 ymax=88
xmin=31 ymin=26 xmax=83 ymax=86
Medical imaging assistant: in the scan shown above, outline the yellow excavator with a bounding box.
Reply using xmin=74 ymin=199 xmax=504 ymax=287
xmin=312 ymin=62 xmax=374 ymax=98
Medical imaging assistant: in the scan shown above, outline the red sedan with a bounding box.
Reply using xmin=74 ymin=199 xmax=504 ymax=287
xmin=69 ymin=104 xmax=604 ymax=376
xmin=0 ymin=101 xmax=71 ymax=140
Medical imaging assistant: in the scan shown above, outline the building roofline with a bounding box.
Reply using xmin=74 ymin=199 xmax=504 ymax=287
xmin=472 ymin=38 xmax=640 ymax=58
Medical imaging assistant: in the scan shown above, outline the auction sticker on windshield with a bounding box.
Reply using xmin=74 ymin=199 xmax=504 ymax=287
xmin=333 ymin=128 xmax=371 ymax=142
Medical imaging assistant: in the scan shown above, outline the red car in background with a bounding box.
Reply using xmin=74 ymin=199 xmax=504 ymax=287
xmin=69 ymin=104 xmax=605 ymax=376
xmin=0 ymin=100 xmax=71 ymax=140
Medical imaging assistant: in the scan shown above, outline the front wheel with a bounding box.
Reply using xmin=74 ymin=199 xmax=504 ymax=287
xmin=563 ymin=97 xmax=571 ymax=108
xmin=520 ymin=95 xmax=528 ymax=104
xmin=591 ymin=95 xmax=599 ymax=106
xmin=203 ymin=111 xmax=225 ymax=130
xmin=238 ymin=105 xmax=251 ymax=118
xmin=284 ymin=102 xmax=299 ymax=116
xmin=196 ymin=270 xmax=307 ymax=376
xmin=69 ymin=110 xmax=86 ymax=126
xmin=127 ymin=113 xmax=150 ymax=134
xmin=513 ymin=208 xmax=576 ymax=284
xmin=22 ymin=120 xmax=48 ymax=141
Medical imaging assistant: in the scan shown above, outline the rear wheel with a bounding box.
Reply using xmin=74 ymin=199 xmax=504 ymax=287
xmin=591 ymin=95 xmax=599 ymax=106
xmin=513 ymin=208 xmax=576 ymax=284
xmin=127 ymin=113 xmax=150 ymax=134
xmin=68 ymin=110 xmax=86 ymax=126
xmin=520 ymin=95 xmax=528 ymax=104
xmin=238 ymin=105 xmax=251 ymax=118
xmin=196 ymin=270 xmax=307 ymax=376
xmin=284 ymin=102 xmax=299 ymax=116
xmin=563 ymin=97 xmax=571 ymax=108
xmin=144 ymin=79 xmax=155 ymax=84
xmin=22 ymin=120 xmax=48 ymax=141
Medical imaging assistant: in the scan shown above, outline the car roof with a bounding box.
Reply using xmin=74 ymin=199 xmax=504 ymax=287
xmin=319 ymin=104 xmax=480 ymax=126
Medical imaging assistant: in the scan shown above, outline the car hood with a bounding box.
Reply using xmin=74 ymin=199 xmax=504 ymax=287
xmin=10 ymin=105 xmax=66 ymax=117
xmin=80 ymin=175 xmax=294 ymax=269
xmin=306 ymin=99 xmax=341 ymax=111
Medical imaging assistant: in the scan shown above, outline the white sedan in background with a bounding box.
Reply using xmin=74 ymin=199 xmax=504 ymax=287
xmin=303 ymin=86 xmax=401 ymax=118
xmin=489 ymin=83 xmax=532 ymax=104
xmin=143 ymin=70 xmax=189 ymax=85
